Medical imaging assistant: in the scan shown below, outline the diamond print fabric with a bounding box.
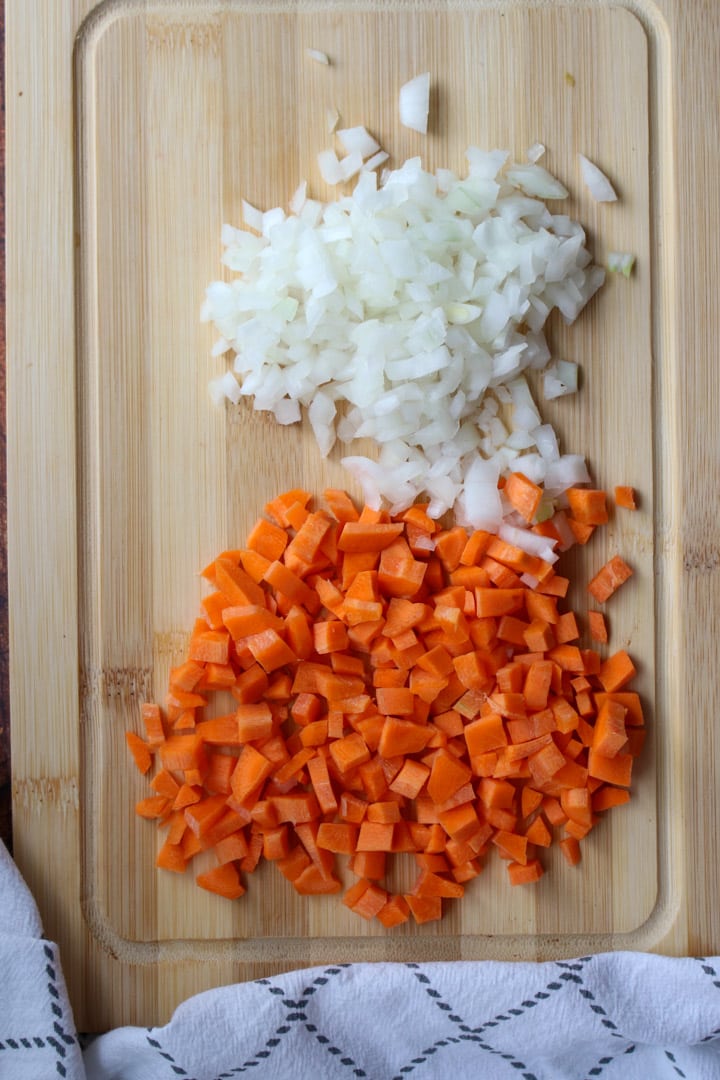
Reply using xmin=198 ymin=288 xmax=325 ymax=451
xmin=3 ymin=841 xmax=720 ymax=1080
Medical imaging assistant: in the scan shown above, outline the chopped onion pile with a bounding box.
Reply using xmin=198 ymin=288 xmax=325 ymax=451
xmin=203 ymin=150 xmax=605 ymax=529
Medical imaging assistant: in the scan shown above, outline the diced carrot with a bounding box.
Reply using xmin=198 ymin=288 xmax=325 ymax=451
xmin=598 ymin=650 xmax=637 ymax=692
xmin=504 ymin=472 xmax=543 ymax=523
xmin=559 ymin=836 xmax=582 ymax=866
xmin=404 ymin=893 xmax=443 ymax=924
xmin=614 ymin=486 xmax=637 ymax=510
xmin=126 ymin=732 xmax=153 ymax=774
xmin=588 ymin=610 xmax=608 ymax=643
xmin=566 ymin=488 xmax=608 ymax=525
xmin=507 ymin=858 xmax=544 ymax=885
xmin=588 ymin=555 xmax=633 ymax=603
xmin=131 ymin=485 xmax=642 ymax=922
xmin=592 ymin=698 xmax=628 ymax=758
xmin=196 ymin=862 xmax=246 ymax=899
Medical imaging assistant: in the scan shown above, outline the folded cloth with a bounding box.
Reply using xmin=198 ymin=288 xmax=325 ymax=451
xmin=2 ymin=840 xmax=720 ymax=1080
xmin=0 ymin=840 xmax=85 ymax=1079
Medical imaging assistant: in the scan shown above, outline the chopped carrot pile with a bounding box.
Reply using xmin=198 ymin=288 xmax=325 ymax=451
xmin=128 ymin=482 xmax=643 ymax=924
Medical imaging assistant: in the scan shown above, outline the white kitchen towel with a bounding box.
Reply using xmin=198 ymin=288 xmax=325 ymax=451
xmin=3 ymin=840 xmax=720 ymax=1080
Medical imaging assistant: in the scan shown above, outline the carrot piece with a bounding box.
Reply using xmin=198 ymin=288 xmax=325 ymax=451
xmin=598 ymin=650 xmax=637 ymax=692
xmin=292 ymin=865 xmax=342 ymax=895
xmin=269 ymin=792 xmax=321 ymax=824
xmin=559 ymin=836 xmax=582 ymax=866
xmin=376 ymin=893 xmax=411 ymax=927
xmin=337 ymin=522 xmax=404 ymax=552
xmin=426 ymin=749 xmax=472 ymax=805
xmin=525 ymin=814 xmax=552 ymax=847
xmin=507 ymin=858 xmax=544 ymax=885
xmin=350 ymin=850 xmax=386 ymax=880
xmin=412 ymin=869 xmax=465 ymax=899
xmin=592 ymin=699 xmax=628 ymax=758
xmin=588 ymin=555 xmax=633 ymax=603
xmin=378 ymin=716 xmax=433 ymax=758
xmin=245 ymin=517 xmax=288 ymax=562
xmin=587 ymin=749 xmax=633 ymax=787
xmin=263 ymin=560 xmax=319 ymax=612
xmin=588 ymin=610 xmax=608 ymax=644
xmin=277 ymin=845 xmax=312 ymax=883
xmin=464 ymin=714 xmax=508 ymax=756
xmin=504 ymin=472 xmax=543 ymax=523
xmin=592 ymin=786 xmax=631 ymax=812
xmin=554 ymin=610 xmax=580 ymax=645
xmin=230 ymin=745 xmax=273 ymax=805
xmin=195 ymin=862 xmax=246 ymax=899
xmin=329 ymin=732 xmax=371 ymax=775
xmin=614 ymin=486 xmax=637 ymax=510
xmin=357 ymin=821 xmax=395 ymax=851
xmin=214 ymin=830 xmax=250 ymax=865
xmin=405 ymin=893 xmax=443 ymax=924
xmin=261 ymin=825 xmax=291 ymax=861
xmin=126 ymin=731 xmax=153 ymax=774
xmin=351 ymin=882 xmax=388 ymax=920
xmin=317 ymin=822 xmax=359 ymax=854
xmin=566 ymin=488 xmax=608 ymax=525
xmin=493 ymin=830 xmax=529 ymax=865
xmin=389 ymin=758 xmax=430 ymax=799
xmin=155 ymin=840 xmax=188 ymax=873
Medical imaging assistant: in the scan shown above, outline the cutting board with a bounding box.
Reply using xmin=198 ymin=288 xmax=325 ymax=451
xmin=7 ymin=0 xmax=718 ymax=1032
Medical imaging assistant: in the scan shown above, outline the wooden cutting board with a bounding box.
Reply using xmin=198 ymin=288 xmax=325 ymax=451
xmin=6 ymin=0 xmax=719 ymax=1032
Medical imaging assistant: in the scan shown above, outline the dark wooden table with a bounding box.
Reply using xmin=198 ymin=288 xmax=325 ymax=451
xmin=1 ymin=3 xmax=11 ymax=852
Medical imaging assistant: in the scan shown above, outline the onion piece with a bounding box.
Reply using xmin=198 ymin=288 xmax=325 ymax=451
xmin=399 ymin=72 xmax=430 ymax=134
xmin=337 ymin=126 xmax=381 ymax=159
xmin=578 ymin=153 xmax=618 ymax=202
xmin=306 ymin=48 xmax=329 ymax=65
xmin=608 ymin=251 xmax=635 ymax=277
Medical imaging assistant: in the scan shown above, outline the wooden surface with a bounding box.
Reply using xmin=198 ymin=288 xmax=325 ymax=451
xmin=6 ymin=0 xmax=720 ymax=1033
xmin=0 ymin=0 xmax=9 ymax=854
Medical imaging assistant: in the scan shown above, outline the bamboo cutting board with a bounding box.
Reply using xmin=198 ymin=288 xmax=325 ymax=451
xmin=7 ymin=0 xmax=718 ymax=1032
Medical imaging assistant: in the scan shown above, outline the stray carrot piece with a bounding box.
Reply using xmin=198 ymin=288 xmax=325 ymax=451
xmin=588 ymin=610 xmax=608 ymax=644
xmin=614 ymin=486 xmax=637 ymax=510
xmin=352 ymin=882 xmax=388 ymax=920
xmin=588 ymin=555 xmax=633 ymax=603
xmin=141 ymin=702 xmax=166 ymax=747
xmin=293 ymin=865 xmax=342 ymax=895
xmin=559 ymin=835 xmax=582 ymax=866
xmin=592 ymin=786 xmax=631 ymax=812
xmin=126 ymin=732 xmax=153 ymax=774
xmin=507 ymin=858 xmax=544 ymax=885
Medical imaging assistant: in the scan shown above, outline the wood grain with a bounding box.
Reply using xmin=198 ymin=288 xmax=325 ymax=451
xmin=6 ymin=0 xmax=719 ymax=1033
xmin=0 ymin=0 xmax=9 ymax=854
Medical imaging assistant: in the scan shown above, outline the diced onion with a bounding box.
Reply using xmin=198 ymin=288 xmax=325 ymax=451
xmin=204 ymin=148 xmax=604 ymax=527
xmin=608 ymin=251 xmax=635 ymax=277
xmin=306 ymin=48 xmax=329 ymax=65
xmin=399 ymin=73 xmax=430 ymax=134
xmin=578 ymin=153 xmax=618 ymax=202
